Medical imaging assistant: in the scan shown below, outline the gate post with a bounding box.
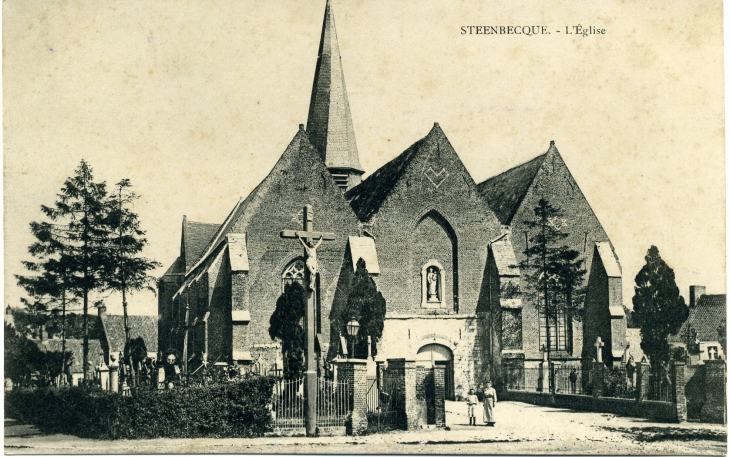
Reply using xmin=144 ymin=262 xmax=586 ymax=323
xmin=432 ymin=364 xmax=446 ymax=428
xmin=636 ymin=361 xmax=649 ymax=402
xmin=388 ymin=358 xmax=418 ymax=430
xmin=337 ymin=359 xmax=368 ymax=436
xmin=701 ymin=360 xmax=727 ymax=424
xmin=672 ymin=362 xmax=687 ymax=423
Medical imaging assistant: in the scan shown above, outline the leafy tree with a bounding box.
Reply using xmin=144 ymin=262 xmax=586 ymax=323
xmin=632 ymin=246 xmax=689 ymax=372
xmin=340 ymin=258 xmax=386 ymax=359
xmin=269 ymin=282 xmax=306 ymax=379
xmin=518 ymin=198 xmax=586 ymax=360
xmin=4 ymin=323 xmax=46 ymax=385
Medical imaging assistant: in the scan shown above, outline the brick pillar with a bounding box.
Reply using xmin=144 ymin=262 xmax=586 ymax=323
xmin=388 ymin=358 xmax=418 ymax=430
xmin=537 ymin=362 xmax=545 ymax=392
xmin=433 ymin=365 xmax=446 ymax=428
xmin=672 ymin=362 xmax=687 ymax=423
xmin=592 ymin=362 xmax=605 ymax=398
xmin=337 ymin=359 xmax=368 ymax=436
xmin=701 ymin=360 xmax=727 ymax=424
xmin=635 ymin=362 xmax=649 ymax=402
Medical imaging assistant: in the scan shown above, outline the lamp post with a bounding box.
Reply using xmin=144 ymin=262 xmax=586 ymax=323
xmin=346 ymin=319 xmax=360 ymax=359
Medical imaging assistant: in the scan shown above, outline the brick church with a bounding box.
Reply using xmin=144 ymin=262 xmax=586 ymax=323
xmin=158 ymin=0 xmax=629 ymax=396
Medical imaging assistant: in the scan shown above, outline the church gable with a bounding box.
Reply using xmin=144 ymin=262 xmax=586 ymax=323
xmin=346 ymin=123 xmax=502 ymax=315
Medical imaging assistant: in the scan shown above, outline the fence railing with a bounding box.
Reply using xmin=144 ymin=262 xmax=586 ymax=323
xmin=316 ymin=378 xmax=348 ymax=429
xmin=504 ymin=363 xmax=674 ymax=404
xmin=553 ymin=365 xmax=588 ymax=395
xmin=272 ymin=377 xmax=305 ymax=431
xmin=644 ymin=370 xmax=673 ymax=403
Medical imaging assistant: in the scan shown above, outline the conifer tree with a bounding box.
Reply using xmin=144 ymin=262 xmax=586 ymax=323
xmin=518 ymin=198 xmax=586 ymax=361
xmin=342 ymin=258 xmax=386 ymax=359
xmin=269 ymin=282 xmax=306 ymax=379
xmin=632 ymin=246 xmax=689 ymax=372
xmin=104 ymin=179 xmax=160 ymax=383
xmin=17 ymin=160 xmax=111 ymax=380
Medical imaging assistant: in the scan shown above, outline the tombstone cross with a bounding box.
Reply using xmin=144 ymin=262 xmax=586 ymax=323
xmin=594 ymin=337 xmax=605 ymax=364
xmin=280 ymin=204 xmax=335 ymax=437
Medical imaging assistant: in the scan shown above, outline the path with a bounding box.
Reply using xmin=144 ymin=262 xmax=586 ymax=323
xmin=5 ymin=401 xmax=726 ymax=455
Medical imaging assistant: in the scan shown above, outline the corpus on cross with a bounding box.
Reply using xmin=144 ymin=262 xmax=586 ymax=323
xmin=279 ymin=204 xmax=335 ymax=437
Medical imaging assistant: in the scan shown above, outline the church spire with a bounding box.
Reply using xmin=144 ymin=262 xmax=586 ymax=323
xmin=306 ymin=0 xmax=364 ymax=190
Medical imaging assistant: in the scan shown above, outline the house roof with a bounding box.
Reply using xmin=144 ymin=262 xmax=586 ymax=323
xmin=477 ymin=152 xmax=548 ymax=225
xmin=670 ymin=294 xmax=726 ymax=343
xmin=346 ymin=124 xmax=444 ymax=222
xmin=38 ymin=338 xmax=103 ymax=373
xmin=183 ymin=220 xmax=221 ymax=272
xmin=100 ymin=314 xmax=158 ymax=354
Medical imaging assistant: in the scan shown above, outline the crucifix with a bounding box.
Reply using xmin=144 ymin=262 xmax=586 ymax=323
xmin=280 ymin=204 xmax=335 ymax=437
xmin=594 ymin=336 xmax=605 ymax=364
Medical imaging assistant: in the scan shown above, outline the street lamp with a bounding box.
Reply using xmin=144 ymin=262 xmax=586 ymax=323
xmin=346 ymin=319 xmax=360 ymax=359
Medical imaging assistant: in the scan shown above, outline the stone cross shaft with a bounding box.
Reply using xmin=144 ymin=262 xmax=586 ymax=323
xmin=594 ymin=337 xmax=605 ymax=364
xmin=280 ymin=204 xmax=335 ymax=437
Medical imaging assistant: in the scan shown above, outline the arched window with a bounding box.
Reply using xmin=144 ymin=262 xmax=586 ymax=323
xmin=421 ymin=260 xmax=446 ymax=308
xmin=282 ymin=259 xmax=307 ymax=292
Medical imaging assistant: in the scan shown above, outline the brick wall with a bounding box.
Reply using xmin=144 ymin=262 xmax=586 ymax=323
xmin=356 ymin=127 xmax=502 ymax=317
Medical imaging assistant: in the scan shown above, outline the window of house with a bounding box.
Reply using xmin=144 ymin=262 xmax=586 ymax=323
xmin=282 ymin=259 xmax=306 ymax=292
xmin=538 ymin=307 xmax=568 ymax=352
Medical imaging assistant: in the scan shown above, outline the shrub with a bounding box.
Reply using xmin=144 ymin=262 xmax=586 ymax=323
xmin=5 ymin=376 xmax=276 ymax=439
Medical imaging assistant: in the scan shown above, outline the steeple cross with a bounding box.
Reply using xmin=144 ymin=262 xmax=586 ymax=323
xmin=594 ymin=337 xmax=605 ymax=364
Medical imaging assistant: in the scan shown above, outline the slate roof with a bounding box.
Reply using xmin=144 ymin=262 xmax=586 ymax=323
xmin=182 ymin=127 xmax=348 ymax=284
xmin=670 ymin=294 xmax=726 ymax=343
xmin=346 ymin=125 xmax=443 ymax=222
xmin=100 ymin=314 xmax=158 ymax=354
xmin=477 ymin=152 xmax=547 ymax=225
xmin=183 ymin=220 xmax=221 ymax=272
xmin=38 ymin=338 xmax=103 ymax=373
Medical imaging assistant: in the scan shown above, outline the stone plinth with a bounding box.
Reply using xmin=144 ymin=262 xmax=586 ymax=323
xmin=592 ymin=362 xmax=605 ymax=398
xmin=671 ymin=362 xmax=687 ymax=422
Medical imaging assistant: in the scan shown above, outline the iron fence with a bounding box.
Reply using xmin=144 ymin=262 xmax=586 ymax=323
xmin=272 ymin=377 xmax=305 ymax=431
xmin=553 ymin=365 xmax=588 ymax=395
xmin=316 ymin=378 xmax=348 ymax=429
xmin=644 ymin=370 xmax=673 ymax=403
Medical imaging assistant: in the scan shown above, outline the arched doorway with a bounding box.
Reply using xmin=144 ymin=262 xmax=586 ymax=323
xmin=416 ymin=344 xmax=454 ymax=400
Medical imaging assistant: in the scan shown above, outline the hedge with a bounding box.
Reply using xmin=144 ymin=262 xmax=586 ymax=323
xmin=5 ymin=376 xmax=276 ymax=439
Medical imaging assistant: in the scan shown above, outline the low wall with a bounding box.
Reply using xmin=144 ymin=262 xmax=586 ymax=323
xmin=504 ymin=390 xmax=677 ymax=423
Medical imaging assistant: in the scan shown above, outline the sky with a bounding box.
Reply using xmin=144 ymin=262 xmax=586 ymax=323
xmin=3 ymin=0 xmax=725 ymax=316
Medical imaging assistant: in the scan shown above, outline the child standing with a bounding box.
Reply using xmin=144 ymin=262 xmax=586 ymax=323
xmin=466 ymin=388 xmax=479 ymax=426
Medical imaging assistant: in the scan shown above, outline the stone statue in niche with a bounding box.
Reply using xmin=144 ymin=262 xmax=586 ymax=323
xmin=427 ymin=266 xmax=440 ymax=302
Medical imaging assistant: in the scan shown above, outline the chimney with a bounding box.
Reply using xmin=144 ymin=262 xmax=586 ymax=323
xmin=689 ymin=285 xmax=706 ymax=308
xmin=98 ymin=304 xmax=107 ymax=317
